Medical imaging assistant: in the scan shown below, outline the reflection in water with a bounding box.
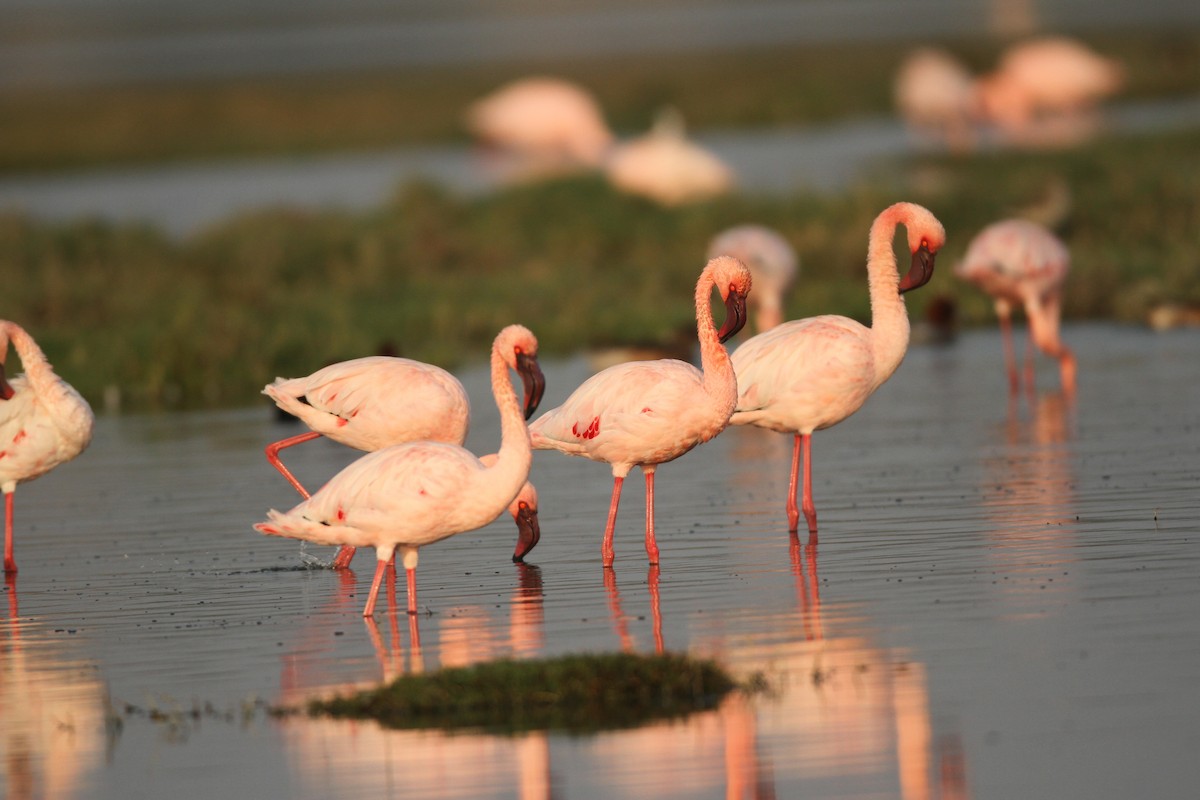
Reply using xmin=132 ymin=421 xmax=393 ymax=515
xmin=1 ymin=578 xmax=108 ymax=800
xmin=982 ymin=391 xmax=1077 ymax=603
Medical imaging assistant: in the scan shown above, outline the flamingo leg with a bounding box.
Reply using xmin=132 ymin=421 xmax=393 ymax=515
xmin=405 ymin=567 xmax=418 ymax=616
xmin=800 ymin=433 xmax=818 ymax=537
xmin=4 ymin=492 xmax=15 ymax=575
xmin=648 ymin=565 xmax=664 ymax=654
xmin=999 ymin=311 xmax=1020 ymax=395
xmin=602 ymin=476 xmax=625 ymax=567
xmin=331 ymin=545 xmax=357 ymax=570
xmin=786 ymin=434 xmax=802 ymax=533
xmin=264 ymin=431 xmax=321 ymax=499
xmin=1023 ymin=334 xmax=1037 ymax=396
xmin=643 ymin=469 xmax=660 ymax=565
xmin=362 ymin=559 xmax=390 ymax=617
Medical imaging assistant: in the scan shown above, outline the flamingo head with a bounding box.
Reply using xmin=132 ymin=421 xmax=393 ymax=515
xmin=510 ymin=483 xmax=541 ymax=562
xmin=497 ymin=324 xmax=547 ymax=420
xmin=897 ymin=204 xmax=947 ymax=295
xmin=708 ymin=256 xmax=753 ymax=343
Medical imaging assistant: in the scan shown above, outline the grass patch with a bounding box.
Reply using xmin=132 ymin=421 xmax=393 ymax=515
xmin=308 ymin=651 xmax=738 ymax=734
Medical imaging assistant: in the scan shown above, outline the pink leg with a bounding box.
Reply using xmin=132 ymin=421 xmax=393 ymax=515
xmin=405 ymin=567 xmax=418 ymax=616
xmin=999 ymin=313 xmax=1019 ymax=395
xmin=331 ymin=546 xmax=357 ymax=570
xmin=800 ymin=433 xmax=818 ymax=537
xmin=1023 ymin=335 xmax=1037 ymax=396
xmin=362 ymin=559 xmax=389 ymax=617
xmin=265 ymin=431 xmax=321 ymax=499
xmin=4 ymin=492 xmax=16 ymax=575
xmin=643 ymin=470 xmax=660 ymax=565
xmin=786 ymin=434 xmax=802 ymax=533
xmin=648 ymin=565 xmax=664 ymax=654
xmin=602 ymin=476 xmax=625 ymax=568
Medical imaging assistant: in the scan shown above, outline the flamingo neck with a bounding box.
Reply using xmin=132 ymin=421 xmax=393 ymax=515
xmin=484 ymin=344 xmax=533 ymax=512
xmin=865 ymin=207 xmax=913 ymax=388
xmin=694 ymin=269 xmax=737 ymax=415
xmin=1 ymin=321 xmax=54 ymax=389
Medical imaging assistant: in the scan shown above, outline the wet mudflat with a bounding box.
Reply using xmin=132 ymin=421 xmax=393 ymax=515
xmin=2 ymin=323 xmax=1198 ymax=799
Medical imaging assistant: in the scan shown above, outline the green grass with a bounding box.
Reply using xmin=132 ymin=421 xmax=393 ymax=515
xmin=2 ymin=127 xmax=1198 ymax=410
xmin=307 ymin=651 xmax=738 ymax=734
xmin=1 ymin=30 xmax=1197 ymax=173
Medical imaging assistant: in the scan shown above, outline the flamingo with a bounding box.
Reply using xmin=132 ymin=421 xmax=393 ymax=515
xmin=263 ymin=351 xmax=545 ymax=564
xmin=465 ymin=76 xmax=614 ymax=170
xmin=254 ymin=324 xmax=544 ymax=617
xmin=605 ymin=108 xmax=734 ymax=206
xmin=0 ymin=321 xmax=94 ymax=575
xmin=707 ymin=224 xmax=798 ymax=333
xmin=729 ymin=202 xmax=946 ymax=536
xmin=955 ymin=218 xmax=1075 ymax=397
xmin=528 ymin=256 xmax=752 ymax=567
xmin=893 ymin=47 xmax=980 ymax=152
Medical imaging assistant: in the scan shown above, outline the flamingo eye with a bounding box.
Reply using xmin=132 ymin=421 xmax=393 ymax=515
xmin=920 ymin=238 xmax=929 ymax=250
xmin=518 ymin=501 xmax=530 ymax=511
xmin=514 ymin=345 xmax=524 ymax=355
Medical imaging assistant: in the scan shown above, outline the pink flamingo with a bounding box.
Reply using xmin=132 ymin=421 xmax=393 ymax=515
xmin=893 ymin=47 xmax=981 ymax=152
xmin=528 ymin=256 xmax=751 ymax=567
xmin=255 ymin=325 xmax=544 ymax=617
xmin=605 ymin=108 xmax=734 ymax=206
xmin=465 ymin=76 xmax=614 ymax=169
xmin=263 ymin=351 xmax=545 ymax=564
xmin=729 ymin=203 xmax=946 ymax=536
xmin=956 ymin=218 xmax=1076 ymax=397
xmin=707 ymin=224 xmax=798 ymax=333
xmin=0 ymin=321 xmax=94 ymax=574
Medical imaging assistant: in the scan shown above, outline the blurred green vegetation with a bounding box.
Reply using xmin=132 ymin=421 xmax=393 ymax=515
xmin=0 ymin=31 xmax=1197 ymax=172
xmin=1 ymin=127 xmax=1197 ymax=410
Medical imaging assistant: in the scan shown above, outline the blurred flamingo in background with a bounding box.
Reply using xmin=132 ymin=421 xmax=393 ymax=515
xmin=264 ymin=350 xmax=545 ymax=565
xmin=956 ymin=218 xmax=1076 ymax=397
xmin=465 ymin=76 xmax=614 ymax=172
xmin=255 ymin=325 xmax=545 ymax=617
xmin=605 ymin=108 xmax=734 ymax=206
xmin=707 ymin=224 xmax=798 ymax=333
xmin=529 ymin=256 xmax=751 ymax=567
xmin=975 ymin=37 xmax=1124 ymax=143
xmin=893 ymin=47 xmax=981 ymax=152
xmin=0 ymin=321 xmax=94 ymax=575
xmin=729 ymin=203 xmax=946 ymax=536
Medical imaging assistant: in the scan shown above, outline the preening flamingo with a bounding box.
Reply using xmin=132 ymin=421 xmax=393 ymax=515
xmin=955 ymin=218 xmax=1075 ymax=397
xmin=605 ymin=108 xmax=734 ymax=206
xmin=0 ymin=321 xmax=94 ymax=574
xmin=255 ymin=325 xmax=544 ymax=617
xmin=707 ymin=224 xmax=798 ymax=333
xmin=730 ymin=203 xmax=946 ymax=536
xmin=528 ymin=256 xmax=751 ymax=567
xmin=465 ymin=77 xmax=614 ymax=170
xmin=263 ymin=352 xmax=545 ymax=564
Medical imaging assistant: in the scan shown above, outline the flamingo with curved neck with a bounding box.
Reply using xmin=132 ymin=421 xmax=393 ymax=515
xmin=254 ymin=325 xmax=544 ymax=617
xmin=730 ymin=202 xmax=946 ymax=537
xmin=0 ymin=321 xmax=94 ymax=574
xmin=529 ymin=256 xmax=751 ymax=566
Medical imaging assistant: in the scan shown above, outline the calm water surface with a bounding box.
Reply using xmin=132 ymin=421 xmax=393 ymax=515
xmin=2 ymin=324 xmax=1198 ymax=799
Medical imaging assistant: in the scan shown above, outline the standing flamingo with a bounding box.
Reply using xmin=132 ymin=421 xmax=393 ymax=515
xmin=254 ymin=325 xmax=544 ymax=617
xmin=956 ymin=218 xmax=1075 ymax=396
xmin=707 ymin=224 xmax=798 ymax=333
xmin=0 ymin=321 xmax=94 ymax=574
xmin=729 ymin=203 xmax=946 ymax=536
xmin=263 ymin=351 xmax=545 ymax=564
xmin=528 ymin=256 xmax=751 ymax=567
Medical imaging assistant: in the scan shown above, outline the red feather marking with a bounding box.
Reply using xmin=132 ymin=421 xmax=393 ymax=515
xmin=336 ymin=417 xmax=349 ymax=427
xmin=12 ymin=429 xmax=26 ymax=443
xmin=336 ymin=507 xmax=346 ymax=521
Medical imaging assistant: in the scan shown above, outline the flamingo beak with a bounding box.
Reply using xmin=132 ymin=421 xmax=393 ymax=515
xmin=516 ymin=353 xmax=546 ymax=420
xmin=0 ymin=363 xmax=13 ymax=401
xmin=717 ymin=287 xmax=749 ymax=344
xmin=511 ymin=501 xmax=541 ymax=562
xmin=898 ymin=243 xmax=936 ymax=294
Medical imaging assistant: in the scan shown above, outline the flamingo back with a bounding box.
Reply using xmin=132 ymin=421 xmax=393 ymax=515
xmin=0 ymin=374 xmax=93 ymax=491
xmin=956 ymin=219 xmax=1069 ymax=304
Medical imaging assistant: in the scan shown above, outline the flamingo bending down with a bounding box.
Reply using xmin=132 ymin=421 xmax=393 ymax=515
xmin=955 ymin=219 xmax=1075 ymax=396
xmin=605 ymin=108 xmax=734 ymax=206
xmin=0 ymin=321 xmax=94 ymax=574
xmin=254 ymin=325 xmax=544 ymax=617
xmin=729 ymin=203 xmax=946 ymax=536
xmin=707 ymin=224 xmax=798 ymax=333
xmin=529 ymin=256 xmax=751 ymax=567
xmin=263 ymin=352 xmax=545 ymax=564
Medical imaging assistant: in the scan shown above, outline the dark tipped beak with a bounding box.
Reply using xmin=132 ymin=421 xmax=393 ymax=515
xmin=511 ymin=502 xmax=541 ymax=562
xmin=717 ymin=288 xmax=749 ymax=343
xmin=516 ymin=353 xmax=546 ymax=420
xmin=0 ymin=363 xmax=13 ymax=401
xmin=898 ymin=243 xmax=936 ymax=295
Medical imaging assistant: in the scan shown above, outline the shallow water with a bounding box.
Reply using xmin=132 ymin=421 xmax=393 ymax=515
xmin=2 ymin=323 xmax=1198 ymax=799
